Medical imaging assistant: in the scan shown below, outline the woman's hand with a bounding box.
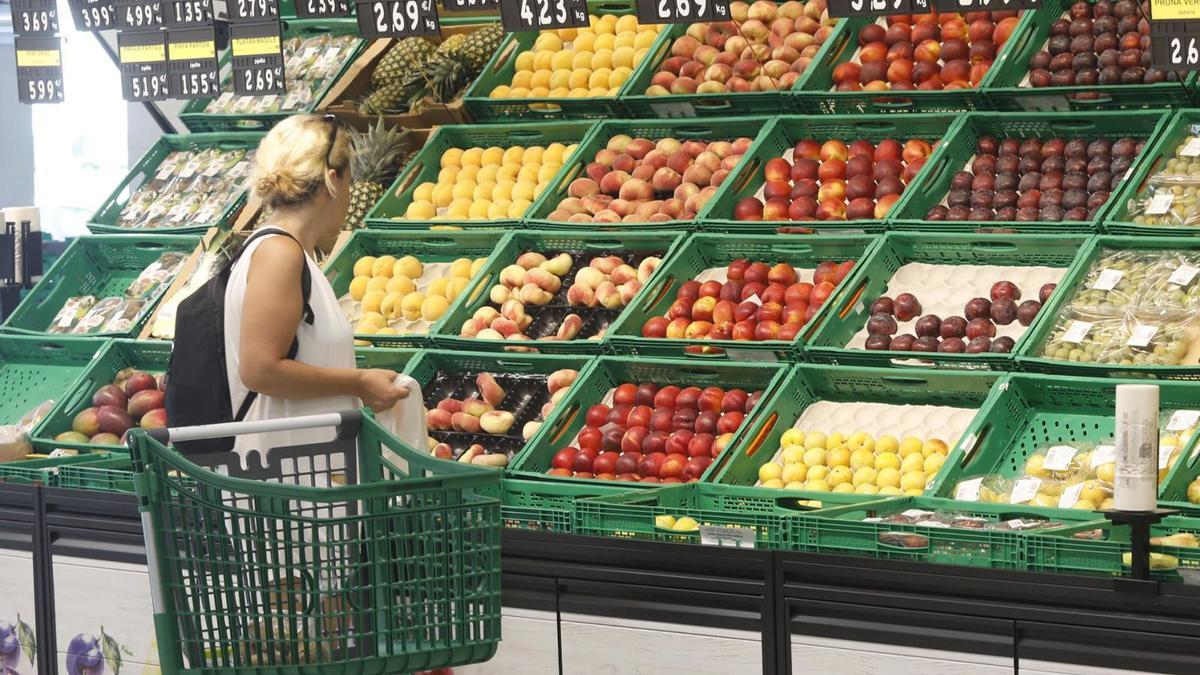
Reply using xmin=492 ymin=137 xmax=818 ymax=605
xmin=357 ymin=369 xmax=408 ymax=412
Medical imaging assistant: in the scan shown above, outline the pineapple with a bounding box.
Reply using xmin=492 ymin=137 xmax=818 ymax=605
xmin=344 ymin=119 xmax=413 ymax=230
xmin=359 ymin=78 xmax=423 ymax=115
xmin=417 ymin=55 xmax=469 ymax=105
xmin=371 ymin=37 xmax=435 ymax=89
xmin=461 ymin=24 xmax=504 ymax=72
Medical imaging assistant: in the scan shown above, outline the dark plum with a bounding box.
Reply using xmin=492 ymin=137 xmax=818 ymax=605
xmin=870 ymin=296 xmax=895 ymax=315
xmin=989 ymin=336 xmax=1016 ymax=353
xmin=991 ymin=281 xmax=1021 ymax=301
xmin=1017 ymin=300 xmax=1042 ymax=326
xmin=966 ymin=336 xmax=992 ymax=353
xmin=1039 ymin=283 xmax=1056 ymax=303
xmin=964 ymin=297 xmax=992 ymax=320
xmin=940 ymin=316 xmax=968 ymax=339
xmin=915 ymin=314 xmax=942 ymax=338
xmin=966 ymin=318 xmax=997 ymax=339
xmin=938 ymin=338 xmax=966 ymax=353
xmin=894 ymin=293 xmax=922 ymax=321
xmin=865 ymin=334 xmax=892 ymax=350
xmin=912 ymin=336 xmax=940 ymax=353
xmin=867 ymin=312 xmax=898 ymax=336
xmin=891 ymin=333 xmax=916 ymax=351
xmin=990 ymin=297 xmax=1018 ymax=325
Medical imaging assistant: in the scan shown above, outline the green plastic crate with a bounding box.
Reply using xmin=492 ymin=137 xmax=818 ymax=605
xmin=604 ymin=233 xmax=877 ymax=360
xmin=88 ymin=132 xmax=263 ymax=235
xmin=0 ymin=449 xmax=128 ymax=486
xmin=483 ymin=477 xmax=628 ymax=533
xmin=980 ymin=0 xmax=1200 ymax=112
xmin=701 ymin=114 xmax=958 ymax=235
xmin=401 ymin=349 xmax=591 ymax=464
xmin=462 ymin=1 xmax=668 ymax=122
xmin=1103 ymin=110 xmax=1200 ymax=236
xmin=804 ymin=232 xmax=1091 ymax=371
xmin=796 ymin=496 xmax=1098 ymax=568
xmin=618 ymin=17 xmax=841 ymax=120
xmin=573 ymin=481 xmax=866 ymax=548
xmin=928 ymin=373 xmax=1200 ymax=506
xmin=322 ymin=229 xmax=507 ymax=349
xmin=0 ymin=335 xmax=104 ymax=432
xmin=1159 ymin=439 xmax=1200 ymax=516
xmin=509 ymin=355 xmax=788 ymax=486
xmin=1026 ymin=516 xmax=1200 ymax=580
xmin=887 ymin=111 xmax=1171 ymax=233
xmin=2 ymin=235 xmax=200 ymax=338
xmin=1016 ymin=235 xmax=1200 ymax=380
xmin=714 ymin=364 xmax=1000 ymax=505
xmin=179 ymin=18 xmax=364 ymax=133
xmin=523 ymin=116 xmax=769 ymax=231
xmin=354 ymin=345 xmax=419 ymax=370
xmin=55 ymin=455 xmax=136 ymax=493
xmin=34 ymin=340 xmax=170 ymax=451
xmin=791 ymin=16 xmax=1011 ymax=115
xmin=362 ymin=121 xmax=595 ymax=230
xmin=432 ymin=230 xmax=687 ymax=354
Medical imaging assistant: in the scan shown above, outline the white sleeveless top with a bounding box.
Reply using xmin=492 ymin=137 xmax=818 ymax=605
xmin=224 ymin=229 xmax=358 ymax=457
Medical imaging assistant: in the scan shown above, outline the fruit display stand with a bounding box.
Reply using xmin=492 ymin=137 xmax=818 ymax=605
xmin=700 ymin=114 xmax=955 ymax=235
xmin=87 ymin=132 xmax=262 ymax=236
xmin=715 ymin=364 xmax=1001 ymax=506
xmin=1026 ymin=514 xmax=1200 ymax=579
xmin=928 ymin=373 xmax=1200 ymax=511
xmin=322 ymin=229 xmax=503 ymax=348
xmin=178 ymin=19 xmax=365 ymax=133
xmin=490 ymin=476 xmax=630 ymax=533
xmin=617 ymin=0 xmax=838 ymax=120
xmin=135 ymin=227 xmax=249 ymax=342
xmin=522 ymin=116 xmax=766 ymax=231
xmin=887 ymin=110 xmax=1170 ymax=233
xmin=792 ymin=10 xmax=1023 ymax=115
xmin=604 ymin=233 xmax=874 ymax=360
xmin=1016 ymin=235 xmax=1200 ymax=380
xmin=1 ymin=235 xmax=199 ymax=339
xmin=1103 ymin=109 xmax=1200 ymax=236
xmin=509 ymin=355 xmax=788 ymax=486
xmin=981 ymin=0 xmax=1199 ymax=112
xmin=32 ymin=340 xmax=168 ymax=453
xmin=363 ymin=120 xmax=594 ymax=230
xmin=434 ymin=230 xmax=685 ymax=354
xmin=462 ymin=1 xmax=670 ymax=122
xmin=791 ymin=495 xmax=1098 ymax=567
xmin=804 ymin=232 xmax=1088 ymax=370
xmin=401 ymin=349 xmax=589 ymax=470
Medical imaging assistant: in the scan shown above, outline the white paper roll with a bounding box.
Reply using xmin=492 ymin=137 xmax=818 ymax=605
xmin=1 ymin=207 xmax=40 ymax=286
xmin=1114 ymin=384 xmax=1159 ymax=511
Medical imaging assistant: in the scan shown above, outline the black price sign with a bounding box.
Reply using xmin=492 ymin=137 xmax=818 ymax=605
xmin=1150 ymin=23 xmax=1200 ymax=70
xmin=163 ymin=0 xmax=212 ymax=26
xmin=357 ymin=0 xmax=440 ymax=38
xmin=14 ymin=35 xmax=64 ymax=103
xmin=500 ymin=0 xmax=587 ymax=32
xmin=295 ymin=0 xmax=351 ymax=17
xmin=167 ymin=26 xmax=219 ymax=97
xmin=119 ymin=29 xmax=169 ymax=100
xmin=11 ymin=0 xmax=59 ymax=35
xmin=230 ymin=20 xmax=285 ymax=95
xmin=67 ymin=0 xmax=116 ymax=31
xmin=227 ymin=0 xmax=279 ymax=23
xmin=930 ymin=0 xmax=1033 ymax=11
xmin=116 ymin=0 xmax=162 ymax=29
xmin=442 ymin=0 xmax=498 ymax=11
xmin=635 ymin=0 xmax=728 ymax=23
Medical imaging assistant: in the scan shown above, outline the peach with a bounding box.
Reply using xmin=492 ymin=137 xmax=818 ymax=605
xmin=547 ymin=369 xmax=578 ymax=394
xmin=476 ymin=328 xmax=504 ymax=340
xmin=567 ymin=177 xmax=600 ymax=199
xmin=491 ymin=317 xmax=521 ymax=338
xmin=643 ymin=150 xmax=668 ymax=170
xmin=433 ymin=443 xmax=453 ymax=459
xmin=567 ymin=283 xmax=597 ymax=307
xmin=591 ymin=256 xmax=623 ymax=274
xmin=500 ymin=298 xmax=526 ymax=323
xmin=581 ymin=194 xmax=613 ymax=214
xmin=426 ymin=408 xmax=453 ymax=430
xmin=451 ymin=411 xmax=482 ymax=433
xmin=666 ymin=317 xmax=691 ymax=338
xmin=525 ymin=267 xmax=562 ymax=293
xmin=474 ymin=306 xmax=500 ymax=323
xmin=626 ymin=138 xmax=655 ymax=160
xmin=637 ymin=257 xmax=661 ymax=282
xmin=705 ymin=63 xmax=734 ymax=84
xmin=612 ymin=154 xmax=636 ymax=173
xmin=559 ymin=197 xmax=586 ymax=215
xmin=607 ymin=134 xmax=633 ymax=152
xmin=619 ymin=178 xmax=654 ymax=202
xmin=557 ymin=313 xmax=583 ymax=340
xmin=519 ymin=284 xmax=553 ymax=305
xmin=652 ymin=167 xmax=682 ymax=193
xmin=610 ymin=264 xmax=638 ymax=285
xmin=685 ymin=320 xmax=714 ymax=338
xmin=522 ymin=421 xmax=542 ymax=441
xmin=595 ymin=148 xmax=619 ymax=167
xmin=594 ymin=209 xmax=622 ymax=223
xmin=610 ymin=198 xmax=635 ymax=217
xmin=632 ymin=164 xmax=656 ymax=182
xmin=596 ymin=281 xmax=622 ymax=308
xmin=479 ymin=410 xmax=515 ymax=435
xmin=500 ymin=264 xmax=526 ymax=288
xmin=672 ymin=35 xmax=701 ymax=59
xmin=599 ymin=170 xmax=630 ymax=196
xmin=574 ymin=266 xmax=606 ymax=290
xmin=437 ymin=398 xmax=463 ymax=414
xmin=460 ymin=317 xmax=485 ymax=337
xmin=541 ymin=253 xmax=573 ymax=276
xmin=618 ymin=281 xmax=642 ymax=305
xmin=636 ymin=200 xmax=662 ymax=218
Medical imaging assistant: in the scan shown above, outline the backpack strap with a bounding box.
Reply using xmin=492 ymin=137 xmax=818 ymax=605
xmin=232 ymin=228 xmax=315 ymax=421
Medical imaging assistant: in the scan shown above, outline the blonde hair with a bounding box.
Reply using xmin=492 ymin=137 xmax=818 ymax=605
xmin=252 ymin=114 xmax=353 ymax=208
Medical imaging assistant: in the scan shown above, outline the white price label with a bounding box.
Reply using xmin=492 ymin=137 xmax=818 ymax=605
xmin=214 ymin=91 xmax=234 ymax=108
xmin=955 ymin=477 xmax=983 ymax=501
xmin=155 ymin=165 xmax=174 ymax=181
xmin=1092 ymin=268 xmax=1124 ymax=291
xmin=1059 ymin=481 xmax=1086 ymax=508
xmin=900 ymin=509 xmax=936 ymax=520
xmin=1168 ymin=410 xmax=1200 ymax=432
xmin=56 ymin=312 xmax=75 ymax=328
xmin=1145 ymin=192 xmax=1174 ymax=215
xmin=1169 ymin=265 xmax=1199 ymax=286
xmin=1009 ymin=477 xmax=1041 ymax=504
xmin=726 ymin=349 xmax=778 ymax=362
xmin=1182 ymin=137 xmax=1200 ymax=157
xmin=1043 ymin=445 xmax=1079 ymax=471
xmin=1091 ymin=445 xmax=1116 ymax=469
xmin=178 ymin=160 xmax=199 ymax=179
xmin=1063 ymin=320 xmax=1093 ymax=344
xmin=1127 ymin=324 xmax=1158 ymax=348
xmin=919 ymin=521 xmax=952 ymax=528
xmin=745 ymin=294 xmax=762 ymax=306
xmin=1160 ymin=442 xmax=1178 ymax=469
xmin=699 ymin=525 xmax=755 ymax=548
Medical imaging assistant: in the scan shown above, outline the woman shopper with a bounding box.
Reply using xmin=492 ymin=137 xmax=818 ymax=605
xmin=226 ymin=113 xmax=406 ymax=454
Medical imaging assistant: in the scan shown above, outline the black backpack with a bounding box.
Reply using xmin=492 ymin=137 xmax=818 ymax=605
xmin=165 ymin=228 xmax=314 ymax=453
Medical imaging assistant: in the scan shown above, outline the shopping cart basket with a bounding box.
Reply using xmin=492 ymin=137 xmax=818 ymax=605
xmin=128 ymin=410 xmax=501 ymax=674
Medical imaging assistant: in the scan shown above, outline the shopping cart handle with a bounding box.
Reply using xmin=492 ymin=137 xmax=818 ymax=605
xmin=146 ymin=410 xmax=363 ymax=445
